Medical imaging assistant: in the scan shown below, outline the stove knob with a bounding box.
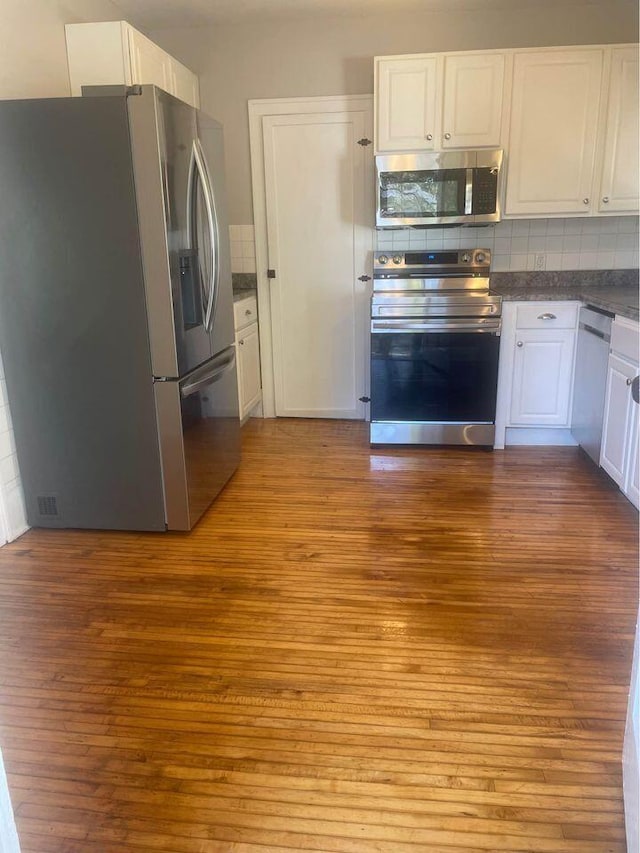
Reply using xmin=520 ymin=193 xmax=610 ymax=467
xmin=461 ymin=253 xmax=471 ymax=263
xmin=475 ymin=251 xmax=486 ymax=264
xmin=392 ymin=255 xmax=402 ymax=265
xmin=378 ymin=255 xmax=388 ymax=264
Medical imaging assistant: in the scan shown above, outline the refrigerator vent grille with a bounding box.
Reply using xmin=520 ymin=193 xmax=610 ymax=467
xmin=37 ymin=495 xmax=59 ymax=517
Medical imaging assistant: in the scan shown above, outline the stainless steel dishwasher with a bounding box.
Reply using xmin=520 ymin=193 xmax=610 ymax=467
xmin=571 ymin=304 xmax=615 ymax=463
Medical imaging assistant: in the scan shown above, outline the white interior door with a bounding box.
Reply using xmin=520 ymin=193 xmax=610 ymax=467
xmin=262 ymin=108 xmax=372 ymax=418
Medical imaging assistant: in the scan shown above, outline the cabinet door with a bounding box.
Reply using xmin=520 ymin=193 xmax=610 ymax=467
xmin=625 ymin=401 xmax=639 ymax=508
xmin=442 ymin=53 xmax=505 ymax=149
xmin=376 ymin=57 xmax=439 ymax=152
xmin=601 ymin=354 xmax=636 ymax=488
xmin=236 ymin=323 xmax=261 ymax=419
xmin=170 ymin=58 xmax=200 ymax=109
xmin=505 ymin=49 xmax=603 ymax=216
xmin=597 ymin=46 xmax=639 ymax=214
xmin=128 ymin=28 xmax=172 ymax=94
xmin=509 ymin=329 xmax=576 ymax=426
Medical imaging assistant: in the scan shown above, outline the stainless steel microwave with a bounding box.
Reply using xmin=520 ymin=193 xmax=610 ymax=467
xmin=376 ymin=149 xmax=503 ymax=228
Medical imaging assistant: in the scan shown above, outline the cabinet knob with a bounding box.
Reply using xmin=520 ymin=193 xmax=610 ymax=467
xmin=444 ymin=132 xmax=451 ymax=140
xmin=426 ymin=133 xmax=433 ymax=141
xmin=583 ymin=198 xmax=590 ymax=205
xmin=626 ymin=377 xmax=633 ymax=386
xmin=245 ymin=309 xmax=252 ymax=316
xmin=602 ymin=196 xmax=610 ymax=204
xmin=517 ymin=341 xmax=523 ymax=348
xmin=239 ymin=339 xmax=244 ymax=346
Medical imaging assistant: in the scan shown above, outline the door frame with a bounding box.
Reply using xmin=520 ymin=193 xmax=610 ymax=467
xmin=248 ymin=95 xmax=373 ymax=418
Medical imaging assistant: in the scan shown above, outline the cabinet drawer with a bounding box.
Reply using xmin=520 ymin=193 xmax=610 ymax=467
xmin=611 ymin=318 xmax=639 ymax=364
xmin=234 ymin=295 xmax=258 ymax=331
xmin=515 ymin=302 xmax=578 ymax=329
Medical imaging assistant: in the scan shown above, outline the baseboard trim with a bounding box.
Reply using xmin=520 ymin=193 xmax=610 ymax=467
xmin=505 ymin=428 xmax=578 ymax=446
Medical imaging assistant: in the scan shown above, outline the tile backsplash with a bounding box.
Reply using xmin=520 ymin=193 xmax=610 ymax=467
xmin=229 ymin=224 xmax=256 ymax=274
xmin=376 ymin=216 xmax=639 ymax=271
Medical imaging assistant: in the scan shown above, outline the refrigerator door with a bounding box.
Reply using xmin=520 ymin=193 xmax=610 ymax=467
xmin=128 ymin=87 xmax=214 ymax=378
xmin=154 ymin=346 xmax=240 ymax=530
xmin=0 ymin=94 xmax=167 ymax=530
xmin=197 ymin=111 xmax=236 ymax=357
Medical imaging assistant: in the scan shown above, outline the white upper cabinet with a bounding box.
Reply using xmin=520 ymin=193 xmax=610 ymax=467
xmin=597 ymin=46 xmax=640 ymax=213
xmin=374 ymin=43 xmax=639 ymax=217
xmin=441 ymin=53 xmax=505 ymax=149
xmin=65 ymin=21 xmax=200 ymax=108
xmin=505 ymin=49 xmax=604 ymax=216
xmin=376 ymin=57 xmax=439 ymax=152
xmin=170 ymin=58 xmax=201 ymax=110
xmin=375 ymin=52 xmax=505 ymax=152
xmin=127 ymin=26 xmax=172 ymax=93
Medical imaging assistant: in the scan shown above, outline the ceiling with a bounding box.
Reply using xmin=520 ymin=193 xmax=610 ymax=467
xmin=110 ymin=0 xmax=623 ymax=29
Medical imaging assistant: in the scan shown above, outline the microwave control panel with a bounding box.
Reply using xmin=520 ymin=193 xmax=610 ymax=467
xmin=472 ymin=168 xmax=498 ymax=215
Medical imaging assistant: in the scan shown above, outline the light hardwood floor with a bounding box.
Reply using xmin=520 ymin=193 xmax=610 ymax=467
xmin=0 ymin=419 xmax=638 ymax=852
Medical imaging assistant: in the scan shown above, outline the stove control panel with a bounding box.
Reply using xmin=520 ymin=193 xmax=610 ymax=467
xmin=373 ymin=249 xmax=491 ymax=275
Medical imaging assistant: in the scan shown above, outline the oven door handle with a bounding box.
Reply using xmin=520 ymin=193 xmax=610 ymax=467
xmin=371 ymin=320 xmax=501 ymax=334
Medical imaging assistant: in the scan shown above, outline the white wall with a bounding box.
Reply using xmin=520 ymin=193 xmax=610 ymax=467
xmin=0 ymin=0 xmax=124 ymax=542
xmin=624 ymin=616 xmax=640 ymax=853
xmin=151 ymin=1 xmax=639 ymax=223
xmin=0 ymin=0 xmax=122 ymax=99
xmin=0 ymin=748 xmax=19 ymax=853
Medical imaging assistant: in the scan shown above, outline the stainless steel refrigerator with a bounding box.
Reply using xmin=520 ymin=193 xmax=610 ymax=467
xmin=0 ymin=85 xmax=240 ymax=531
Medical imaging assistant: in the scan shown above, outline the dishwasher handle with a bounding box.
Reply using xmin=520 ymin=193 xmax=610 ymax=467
xmin=578 ymin=321 xmax=611 ymax=343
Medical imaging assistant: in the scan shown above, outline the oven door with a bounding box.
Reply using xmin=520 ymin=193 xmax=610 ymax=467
xmin=370 ymin=321 xmax=500 ymax=424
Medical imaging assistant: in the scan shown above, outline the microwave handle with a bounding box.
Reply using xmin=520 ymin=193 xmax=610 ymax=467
xmin=465 ymin=169 xmax=473 ymax=216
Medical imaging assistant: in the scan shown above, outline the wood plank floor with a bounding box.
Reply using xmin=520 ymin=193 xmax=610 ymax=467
xmin=0 ymin=419 xmax=637 ymax=852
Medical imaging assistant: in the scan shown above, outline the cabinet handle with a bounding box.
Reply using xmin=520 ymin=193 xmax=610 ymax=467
xmin=444 ymin=132 xmax=452 ymax=140
xmin=537 ymin=313 xmax=556 ymax=320
xmin=517 ymin=341 xmax=523 ymax=348
xmin=583 ymin=198 xmax=590 ymax=205
xmin=602 ymin=196 xmax=610 ymax=204
xmin=426 ymin=133 xmax=433 ymax=141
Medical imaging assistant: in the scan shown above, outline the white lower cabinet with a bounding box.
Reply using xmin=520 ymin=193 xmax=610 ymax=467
xmin=495 ymin=301 xmax=579 ymax=446
xmin=510 ymin=329 xmax=576 ymax=425
xmin=236 ymin=323 xmax=262 ymax=420
xmin=600 ymin=319 xmax=639 ymax=508
xmin=233 ymin=295 xmax=262 ymax=421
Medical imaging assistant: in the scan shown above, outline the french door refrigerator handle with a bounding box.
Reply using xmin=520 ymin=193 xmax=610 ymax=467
xmin=193 ymin=138 xmax=219 ymax=333
xmin=186 ymin=142 xmax=207 ymax=322
xmin=179 ymin=349 xmax=236 ymax=398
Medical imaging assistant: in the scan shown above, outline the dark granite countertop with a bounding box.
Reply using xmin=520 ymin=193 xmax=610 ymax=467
xmin=233 ymin=289 xmax=257 ymax=303
xmin=232 ymin=272 xmax=257 ymax=302
xmin=490 ymin=270 xmax=639 ymax=322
